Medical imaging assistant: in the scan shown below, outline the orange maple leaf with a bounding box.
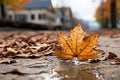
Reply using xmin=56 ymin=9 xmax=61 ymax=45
xmin=54 ymin=23 xmax=102 ymax=61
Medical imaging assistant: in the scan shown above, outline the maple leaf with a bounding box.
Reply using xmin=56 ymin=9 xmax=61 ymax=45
xmin=54 ymin=23 xmax=103 ymax=61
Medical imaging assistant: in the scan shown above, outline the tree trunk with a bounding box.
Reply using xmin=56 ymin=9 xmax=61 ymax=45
xmin=0 ymin=3 xmax=6 ymax=19
xmin=110 ymin=0 xmax=117 ymax=28
xmin=105 ymin=18 xmax=109 ymax=28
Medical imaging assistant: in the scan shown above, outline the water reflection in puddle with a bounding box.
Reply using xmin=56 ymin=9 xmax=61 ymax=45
xmin=28 ymin=61 xmax=104 ymax=80
xmin=57 ymin=61 xmax=104 ymax=80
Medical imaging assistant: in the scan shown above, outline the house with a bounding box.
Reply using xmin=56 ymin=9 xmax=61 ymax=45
xmin=6 ymin=0 xmax=74 ymax=30
xmin=7 ymin=0 xmax=56 ymax=29
xmin=54 ymin=7 xmax=73 ymax=29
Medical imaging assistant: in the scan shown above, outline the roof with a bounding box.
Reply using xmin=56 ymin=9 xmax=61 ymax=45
xmin=24 ymin=0 xmax=52 ymax=9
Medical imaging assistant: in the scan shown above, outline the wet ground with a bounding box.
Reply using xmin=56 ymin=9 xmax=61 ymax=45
xmin=0 ymin=31 xmax=120 ymax=80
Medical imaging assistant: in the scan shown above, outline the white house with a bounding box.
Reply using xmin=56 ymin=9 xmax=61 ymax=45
xmin=7 ymin=0 xmax=61 ymax=29
xmin=6 ymin=0 xmax=74 ymax=29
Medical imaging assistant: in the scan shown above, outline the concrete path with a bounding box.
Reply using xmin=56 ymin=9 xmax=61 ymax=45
xmin=0 ymin=35 xmax=120 ymax=80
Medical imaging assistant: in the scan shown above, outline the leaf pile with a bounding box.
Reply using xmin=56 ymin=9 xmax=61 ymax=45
xmin=0 ymin=32 xmax=57 ymax=59
xmin=54 ymin=23 xmax=103 ymax=61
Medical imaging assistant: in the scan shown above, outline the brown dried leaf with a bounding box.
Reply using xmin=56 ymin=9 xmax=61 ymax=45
xmin=108 ymin=52 xmax=118 ymax=59
xmin=1 ymin=68 xmax=25 ymax=75
xmin=15 ymin=54 xmax=30 ymax=58
xmin=30 ymin=43 xmax=49 ymax=50
xmin=110 ymin=60 xmax=120 ymax=65
xmin=7 ymin=47 xmax=18 ymax=54
xmin=0 ymin=58 xmax=19 ymax=64
xmin=15 ymin=53 xmax=42 ymax=58
xmin=0 ymin=32 xmax=57 ymax=58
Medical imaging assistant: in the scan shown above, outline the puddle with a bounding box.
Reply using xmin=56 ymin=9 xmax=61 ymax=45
xmin=56 ymin=61 xmax=104 ymax=80
xmin=27 ymin=61 xmax=104 ymax=80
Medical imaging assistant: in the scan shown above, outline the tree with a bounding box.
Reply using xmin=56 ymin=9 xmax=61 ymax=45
xmin=0 ymin=0 xmax=11 ymax=19
xmin=95 ymin=0 xmax=119 ymax=28
xmin=0 ymin=0 xmax=31 ymax=19
xmin=116 ymin=0 xmax=120 ymax=15
xmin=110 ymin=0 xmax=116 ymax=28
xmin=95 ymin=0 xmax=110 ymax=28
xmin=116 ymin=0 xmax=120 ymax=24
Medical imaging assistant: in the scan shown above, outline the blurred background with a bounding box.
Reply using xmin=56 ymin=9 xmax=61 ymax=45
xmin=0 ymin=0 xmax=120 ymax=30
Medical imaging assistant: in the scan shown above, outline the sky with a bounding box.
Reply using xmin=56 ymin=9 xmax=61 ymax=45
xmin=51 ymin=0 xmax=101 ymax=21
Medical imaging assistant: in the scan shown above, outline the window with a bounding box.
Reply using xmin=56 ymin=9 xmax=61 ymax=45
xmin=31 ymin=14 xmax=35 ymax=20
xmin=39 ymin=14 xmax=46 ymax=20
xmin=39 ymin=14 xmax=42 ymax=20
xmin=19 ymin=15 xmax=27 ymax=22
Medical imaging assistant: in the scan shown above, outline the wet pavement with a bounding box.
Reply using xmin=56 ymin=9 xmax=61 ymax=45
xmin=0 ymin=36 xmax=120 ymax=80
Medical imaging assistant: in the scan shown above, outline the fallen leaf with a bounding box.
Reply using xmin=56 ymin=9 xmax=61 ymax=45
xmin=15 ymin=54 xmax=30 ymax=58
xmin=15 ymin=41 xmax=25 ymax=47
xmin=0 ymin=32 xmax=57 ymax=58
xmin=15 ymin=53 xmax=42 ymax=58
xmin=110 ymin=60 xmax=120 ymax=65
xmin=54 ymin=23 xmax=103 ymax=61
xmin=1 ymin=68 xmax=26 ymax=75
xmin=0 ymin=45 xmax=6 ymax=48
xmin=108 ymin=52 xmax=118 ymax=59
xmin=30 ymin=43 xmax=49 ymax=50
xmin=44 ymin=50 xmax=53 ymax=56
xmin=7 ymin=47 xmax=18 ymax=54
xmin=1 ymin=68 xmax=41 ymax=75
xmin=110 ymin=61 xmax=120 ymax=65
xmin=111 ymin=34 xmax=120 ymax=38
xmin=0 ymin=58 xmax=19 ymax=64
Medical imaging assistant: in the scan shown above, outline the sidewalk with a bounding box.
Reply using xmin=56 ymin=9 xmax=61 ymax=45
xmin=0 ymin=30 xmax=120 ymax=80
